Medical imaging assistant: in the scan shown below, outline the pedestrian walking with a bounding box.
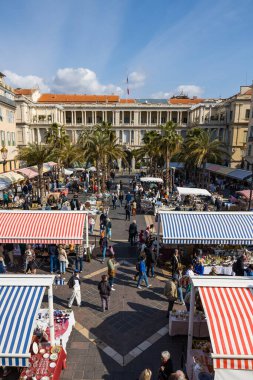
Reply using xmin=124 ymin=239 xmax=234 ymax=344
xmin=164 ymin=277 xmax=178 ymax=317
xmin=68 ymin=270 xmax=81 ymax=307
xmin=137 ymin=256 xmax=151 ymax=289
xmin=125 ymin=203 xmax=131 ymax=221
xmin=116 ymin=183 xmax=120 ymax=196
xmin=107 ymin=253 xmax=116 ymax=290
xmin=171 ymin=249 xmax=180 ymax=277
xmin=112 ymin=193 xmax=118 ymax=209
xmin=125 ymin=191 xmax=132 ymax=204
xmin=145 ymin=246 xmax=156 ymax=277
xmin=89 ymin=216 xmax=95 ymax=235
xmin=101 ymin=236 xmax=108 ymax=263
xmin=75 ymin=244 xmax=84 ymax=272
xmin=98 ymin=274 xmax=111 ymax=312
xmin=106 ymin=218 xmax=112 ymax=240
xmin=119 ymin=191 xmax=124 ymax=206
xmin=129 ymin=220 xmax=137 ymax=246
xmin=25 ymin=245 xmax=36 ymax=274
xmin=132 ymin=200 xmax=137 ymax=216
xmin=158 ymin=351 xmax=174 ymax=380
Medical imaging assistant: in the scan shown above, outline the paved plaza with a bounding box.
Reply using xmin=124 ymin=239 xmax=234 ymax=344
xmin=40 ymin=177 xmax=187 ymax=379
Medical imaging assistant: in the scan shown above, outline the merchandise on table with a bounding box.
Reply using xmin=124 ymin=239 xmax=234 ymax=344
xmin=169 ymin=311 xmax=208 ymax=337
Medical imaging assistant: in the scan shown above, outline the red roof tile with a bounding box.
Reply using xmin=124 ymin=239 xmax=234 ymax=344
xmin=168 ymin=98 xmax=204 ymax=105
xmin=38 ymin=94 xmax=119 ymax=103
xmin=14 ymin=89 xmax=36 ymax=95
xmin=119 ymin=99 xmax=135 ymax=103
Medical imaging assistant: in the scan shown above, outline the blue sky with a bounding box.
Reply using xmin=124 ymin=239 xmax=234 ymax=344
xmin=1 ymin=0 xmax=253 ymax=98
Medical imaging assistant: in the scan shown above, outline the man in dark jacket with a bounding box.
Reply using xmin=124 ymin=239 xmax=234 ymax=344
xmin=171 ymin=249 xmax=179 ymax=277
xmin=145 ymin=246 xmax=156 ymax=277
xmin=98 ymin=275 xmax=111 ymax=312
xmin=129 ymin=220 xmax=137 ymax=246
xmin=234 ymin=254 xmax=246 ymax=276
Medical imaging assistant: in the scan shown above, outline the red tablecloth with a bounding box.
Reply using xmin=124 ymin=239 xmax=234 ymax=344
xmin=20 ymin=346 xmax=66 ymax=380
xmin=46 ymin=319 xmax=69 ymax=339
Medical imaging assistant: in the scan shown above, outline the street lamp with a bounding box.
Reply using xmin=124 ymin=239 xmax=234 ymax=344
xmin=0 ymin=145 xmax=8 ymax=173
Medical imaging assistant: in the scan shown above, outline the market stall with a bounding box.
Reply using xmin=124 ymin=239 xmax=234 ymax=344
xmin=140 ymin=177 xmax=163 ymax=183
xmin=156 ymin=211 xmax=253 ymax=272
xmin=176 ymin=187 xmax=211 ymax=197
xmin=0 ymin=275 xmax=56 ymax=366
xmin=169 ymin=310 xmax=208 ymax=337
xmin=186 ymin=276 xmax=253 ymax=380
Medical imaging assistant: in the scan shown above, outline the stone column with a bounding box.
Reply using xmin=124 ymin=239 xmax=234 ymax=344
xmin=117 ymin=158 xmax=122 ymax=171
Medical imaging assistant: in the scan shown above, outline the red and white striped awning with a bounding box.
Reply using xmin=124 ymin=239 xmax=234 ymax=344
xmin=0 ymin=211 xmax=87 ymax=244
xmin=199 ymin=286 xmax=253 ymax=370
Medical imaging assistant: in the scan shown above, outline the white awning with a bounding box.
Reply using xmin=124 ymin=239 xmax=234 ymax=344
xmin=177 ymin=187 xmax=211 ymax=196
xmin=140 ymin=177 xmax=163 ymax=183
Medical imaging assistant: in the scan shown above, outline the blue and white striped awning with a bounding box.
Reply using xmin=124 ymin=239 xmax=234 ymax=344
xmin=160 ymin=212 xmax=253 ymax=245
xmin=0 ymin=286 xmax=45 ymax=367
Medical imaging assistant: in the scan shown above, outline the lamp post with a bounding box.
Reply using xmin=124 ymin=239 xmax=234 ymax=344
xmin=1 ymin=145 xmax=8 ymax=173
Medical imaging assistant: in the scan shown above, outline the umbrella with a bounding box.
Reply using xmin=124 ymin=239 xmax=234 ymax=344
xmin=88 ymin=166 xmax=96 ymax=172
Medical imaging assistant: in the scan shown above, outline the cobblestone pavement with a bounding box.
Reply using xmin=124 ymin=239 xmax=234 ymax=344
xmin=42 ymin=176 xmax=187 ymax=379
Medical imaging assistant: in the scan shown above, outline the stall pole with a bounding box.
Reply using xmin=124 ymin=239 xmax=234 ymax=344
xmin=86 ymin=213 xmax=89 ymax=248
xmin=157 ymin=213 xmax=161 ymax=256
xmin=187 ymin=284 xmax=196 ymax=368
xmin=48 ymin=284 xmax=55 ymax=346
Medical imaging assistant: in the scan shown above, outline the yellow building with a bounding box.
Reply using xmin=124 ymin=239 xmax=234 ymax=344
xmin=0 ymin=73 xmax=17 ymax=173
xmin=189 ymin=86 xmax=252 ymax=168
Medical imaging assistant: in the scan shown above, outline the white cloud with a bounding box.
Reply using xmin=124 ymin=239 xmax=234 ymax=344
xmin=176 ymin=85 xmax=204 ymax=98
xmin=51 ymin=68 xmax=123 ymax=95
xmin=151 ymin=85 xmax=204 ymax=99
xmin=3 ymin=70 xmax=50 ymax=92
xmin=128 ymin=71 xmax=146 ymax=88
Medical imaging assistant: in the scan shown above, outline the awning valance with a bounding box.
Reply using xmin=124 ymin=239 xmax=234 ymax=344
xmin=140 ymin=177 xmax=163 ymax=183
xmin=159 ymin=211 xmax=253 ymax=245
xmin=0 ymin=211 xmax=87 ymax=244
xmin=206 ymin=163 xmax=252 ymax=181
xmin=0 ymin=285 xmax=45 ymax=367
xmin=199 ymin=286 xmax=253 ymax=370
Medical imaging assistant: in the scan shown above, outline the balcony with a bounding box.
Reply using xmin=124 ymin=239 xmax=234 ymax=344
xmin=0 ymin=95 xmax=16 ymax=108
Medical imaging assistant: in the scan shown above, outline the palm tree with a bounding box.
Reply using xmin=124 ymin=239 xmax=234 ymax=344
xmin=54 ymin=142 xmax=83 ymax=168
xmin=16 ymin=143 xmax=53 ymax=197
xmin=159 ymin=121 xmax=182 ymax=192
xmin=45 ymin=123 xmax=70 ymax=149
xmin=78 ymin=123 xmax=125 ymax=191
xmin=133 ymin=130 xmax=161 ymax=176
xmin=183 ymin=128 xmax=229 ymax=186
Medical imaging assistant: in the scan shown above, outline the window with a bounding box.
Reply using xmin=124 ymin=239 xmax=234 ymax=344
xmin=119 ymin=130 xmax=122 ymax=143
xmin=248 ymin=145 xmax=252 ymax=157
xmin=1 ymin=131 xmax=5 ymax=146
xmin=245 ymin=109 xmax=250 ymax=119
xmin=7 ymin=132 xmax=10 ymax=146
xmin=250 ymin=126 xmax=253 ymax=137
xmin=12 ymin=132 xmax=15 ymax=146
xmin=0 ymin=107 xmax=3 ymax=121
xmin=243 ymin=130 xmax=247 ymax=143
xmin=131 ymin=130 xmax=134 ymax=144
xmin=230 ymin=110 xmax=233 ymax=121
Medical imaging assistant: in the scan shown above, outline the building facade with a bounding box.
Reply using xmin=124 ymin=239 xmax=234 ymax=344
xmin=188 ymin=86 xmax=252 ymax=168
xmin=0 ymin=73 xmax=17 ymax=173
xmin=244 ymin=84 xmax=253 ymax=168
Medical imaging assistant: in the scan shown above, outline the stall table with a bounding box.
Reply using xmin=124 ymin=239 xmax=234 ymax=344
xmin=203 ymin=265 xmax=233 ymax=275
xmin=169 ymin=311 xmax=209 ymax=337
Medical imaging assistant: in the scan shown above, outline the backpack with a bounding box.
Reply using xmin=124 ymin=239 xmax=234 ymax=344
xmin=68 ymin=276 xmax=74 ymax=289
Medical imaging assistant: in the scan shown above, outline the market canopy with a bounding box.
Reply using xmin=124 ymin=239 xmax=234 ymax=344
xmin=0 ymin=285 xmax=45 ymax=366
xmin=159 ymin=211 xmax=253 ymax=245
xmin=0 ymin=211 xmax=87 ymax=244
xmin=206 ymin=163 xmax=252 ymax=181
xmin=236 ymin=190 xmax=253 ymax=200
xmin=140 ymin=177 xmax=163 ymax=183
xmin=0 ymin=275 xmax=54 ymax=367
xmin=0 ymin=172 xmax=25 ymax=190
xmin=177 ymin=187 xmax=211 ymax=197
xmin=16 ymin=166 xmax=38 ymax=179
xmin=188 ymin=277 xmax=253 ymax=380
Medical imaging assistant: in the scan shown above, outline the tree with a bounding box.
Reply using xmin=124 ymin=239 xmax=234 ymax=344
xmin=45 ymin=123 xmax=70 ymax=149
xmin=183 ymin=128 xmax=229 ymax=186
xmin=159 ymin=121 xmax=182 ymax=192
xmin=16 ymin=143 xmax=53 ymax=197
xmin=78 ymin=123 xmax=125 ymax=191
xmin=54 ymin=142 xmax=83 ymax=168
xmin=133 ymin=130 xmax=161 ymax=176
